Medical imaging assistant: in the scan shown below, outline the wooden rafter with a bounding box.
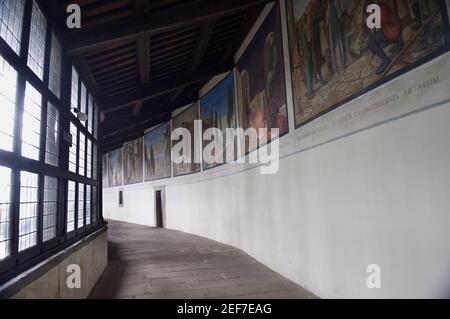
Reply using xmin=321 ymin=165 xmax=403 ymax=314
xmin=65 ymin=0 xmax=273 ymax=55
xmin=101 ymin=61 xmax=233 ymax=111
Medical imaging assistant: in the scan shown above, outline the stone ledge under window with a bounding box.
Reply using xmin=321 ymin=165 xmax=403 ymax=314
xmin=0 ymin=226 xmax=108 ymax=299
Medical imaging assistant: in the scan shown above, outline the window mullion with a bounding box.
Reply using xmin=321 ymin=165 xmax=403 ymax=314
xmin=19 ymin=0 xmax=32 ymax=65
xmin=37 ymin=173 xmax=44 ymax=249
xmin=11 ymin=0 xmax=31 ymax=256
xmin=35 ymin=12 xmax=52 ymax=249
xmin=57 ymin=55 xmax=72 ymax=243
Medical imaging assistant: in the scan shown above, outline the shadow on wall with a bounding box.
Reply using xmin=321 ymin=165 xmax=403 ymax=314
xmin=88 ymin=241 xmax=126 ymax=299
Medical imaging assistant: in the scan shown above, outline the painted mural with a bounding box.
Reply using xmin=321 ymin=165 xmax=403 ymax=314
xmin=200 ymin=72 xmax=238 ymax=169
xmin=144 ymin=122 xmax=172 ymax=181
xmin=172 ymin=104 xmax=201 ymax=176
xmin=286 ymin=0 xmax=448 ymax=127
xmin=236 ymin=4 xmax=289 ymax=153
xmin=123 ymin=137 xmax=143 ymax=185
xmin=108 ymin=148 xmax=123 ymax=187
xmin=102 ymin=154 xmax=108 ymax=188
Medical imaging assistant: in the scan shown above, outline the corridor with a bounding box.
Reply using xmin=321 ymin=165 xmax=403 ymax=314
xmin=90 ymin=221 xmax=316 ymax=299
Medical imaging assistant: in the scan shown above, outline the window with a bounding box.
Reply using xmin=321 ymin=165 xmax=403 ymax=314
xmin=0 ymin=0 xmax=25 ymax=54
xmin=92 ymin=186 xmax=97 ymax=224
xmin=77 ymin=183 xmax=84 ymax=228
xmin=43 ymin=176 xmax=57 ymax=242
xmin=0 ymin=166 xmax=12 ymax=260
xmin=88 ymin=94 xmax=93 ymax=133
xmin=67 ymin=181 xmax=75 ymax=232
xmin=69 ymin=123 xmax=77 ymax=173
xmin=86 ymin=139 xmax=92 ymax=179
xmin=92 ymin=145 xmax=98 ymax=180
xmin=0 ymin=0 xmax=103 ymax=282
xmin=22 ymin=83 xmax=42 ymax=161
xmin=85 ymin=185 xmax=91 ymax=225
xmin=19 ymin=171 xmax=39 ymax=252
xmin=93 ymin=103 xmax=98 ymax=139
xmin=49 ymin=33 xmax=61 ymax=98
xmin=27 ymin=1 xmax=47 ymax=80
xmin=71 ymin=67 xmax=78 ymax=115
xmin=80 ymin=82 xmax=87 ymax=127
xmin=78 ymin=132 xmax=85 ymax=176
xmin=0 ymin=56 xmax=18 ymax=152
xmin=45 ymin=103 xmax=59 ymax=166
xmin=118 ymin=189 xmax=124 ymax=207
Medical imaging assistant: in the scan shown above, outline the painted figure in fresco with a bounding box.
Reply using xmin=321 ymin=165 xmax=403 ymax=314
xmin=227 ymin=86 xmax=235 ymax=128
xmin=264 ymin=32 xmax=279 ymax=100
xmin=309 ymin=0 xmax=329 ymax=85
xmin=348 ymin=0 xmax=369 ymax=58
xmin=164 ymin=126 xmax=171 ymax=169
xmin=240 ymin=70 xmax=251 ymax=129
xmin=109 ymin=151 xmax=122 ymax=186
xmin=326 ymin=0 xmax=347 ymax=74
xmin=264 ymin=31 xmax=280 ymax=129
xmin=368 ymin=0 xmax=404 ymax=74
xmin=125 ymin=139 xmax=142 ymax=182
xmin=148 ymin=145 xmax=155 ymax=174
xmin=297 ymin=17 xmax=314 ymax=96
xmin=409 ymin=0 xmax=443 ymax=45
xmin=409 ymin=0 xmax=440 ymax=29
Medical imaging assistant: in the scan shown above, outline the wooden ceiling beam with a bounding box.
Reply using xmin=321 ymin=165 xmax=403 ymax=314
xmin=135 ymin=0 xmax=150 ymax=87
xmin=66 ymin=0 xmax=273 ymax=55
xmin=90 ymin=51 xmax=136 ymax=71
xmin=190 ymin=20 xmax=216 ymax=72
xmin=167 ymin=19 xmax=216 ymax=105
xmin=102 ymin=84 xmax=137 ymax=97
xmin=102 ymin=96 xmax=194 ymax=146
xmin=101 ymin=61 xmax=233 ymax=111
xmin=92 ymin=60 xmax=136 ymax=77
xmin=150 ymin=51 xmax=191 ymax=66
xmin=86 ymin=46 xmax=135 ymax=64
xmin=95 ymin=66 xmax=136 ymax=81
xmin=99 ymin=75 xmax=138 ymax=89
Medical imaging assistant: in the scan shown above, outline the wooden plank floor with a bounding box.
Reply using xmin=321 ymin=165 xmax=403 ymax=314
xmin=90 ymin=220 xmax=317 ymax=299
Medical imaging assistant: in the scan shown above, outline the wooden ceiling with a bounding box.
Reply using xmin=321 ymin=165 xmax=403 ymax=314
xmin=48 ymin=0 xmax=269 ymax=151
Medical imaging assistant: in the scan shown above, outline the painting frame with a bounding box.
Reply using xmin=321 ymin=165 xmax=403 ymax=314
xmin=123 ymin=137 xmax=144 ymax=185
xmin=144 ymin=121 xmax=172 ymax=182
xmin=235 ymin=2 xmax=290 ymax=155
xmin=285 ymin=0 xmax=450 ymax=130
xmin=107 ymin=147 xmax=123 ymax=188
xmin=171 ymin=103 xmax=202 ymax=177
xmin=200 ymin=71 xmax=239 ymax=171
xmin=102 ymin=153 xmax=108 ymax=188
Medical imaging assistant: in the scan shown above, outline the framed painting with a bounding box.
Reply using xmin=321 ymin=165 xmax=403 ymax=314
xmin=102 ymin=154 xmax=108 ymax=188
xmin=286 ymin=0 xmax=449 ymax=127
xmin=107 ymin=147 xmax=123 ymax=187
xmin=123 ymin=137 xmax=143 ymax=185
xmin=172 ymin=103 xmax=201 ymax=176
xmin=200 ymin=72 xmax=238 ymax=170
xmin=235 ymin=3 xmax=289 ymax=154
xmin=144 ymin=122 xmax=172 ymax=181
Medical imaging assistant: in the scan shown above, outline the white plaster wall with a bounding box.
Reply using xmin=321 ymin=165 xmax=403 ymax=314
xmin=103 ymin=183 xmax=156 ymax=226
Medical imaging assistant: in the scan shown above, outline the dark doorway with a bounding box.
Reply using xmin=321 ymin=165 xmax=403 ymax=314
xmin=155 ymin=190 xmax=164 ymax=228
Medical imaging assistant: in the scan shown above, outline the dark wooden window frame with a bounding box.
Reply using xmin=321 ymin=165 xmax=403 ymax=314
xmin=0 ymin=0 xmax=104 ymax=285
